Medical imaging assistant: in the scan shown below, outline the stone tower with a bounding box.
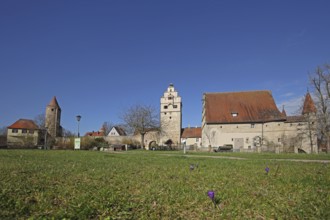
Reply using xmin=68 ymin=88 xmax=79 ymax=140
xmin=45 ymin=96 xmax=62 ymax=138
xmin=160 ymin=84 xmax=182 ymax=146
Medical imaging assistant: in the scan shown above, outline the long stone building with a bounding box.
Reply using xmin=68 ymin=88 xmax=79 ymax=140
xmin=201 ymin=90 xmax=318 ymax=153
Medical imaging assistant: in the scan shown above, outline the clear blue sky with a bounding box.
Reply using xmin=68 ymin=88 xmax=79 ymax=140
xmin=1 ymin=0 xmax=329 ymax=135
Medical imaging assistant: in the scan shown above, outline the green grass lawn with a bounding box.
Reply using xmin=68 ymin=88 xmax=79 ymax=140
xmin=0 ymin=150 xmax=329 ymax=219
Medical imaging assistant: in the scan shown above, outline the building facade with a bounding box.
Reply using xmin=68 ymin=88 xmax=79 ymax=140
xmin=7 ymin=119 xmax=42 ymax=148
xmin=107 ymin=126 xmax=127 ymax=137
xmin=201 ymin=90 xmax=318 ymax=153
xmin=160 ymin=84 xmax=182 ymax=146
xmin=181 ymin=126 xmax=202 ymax=148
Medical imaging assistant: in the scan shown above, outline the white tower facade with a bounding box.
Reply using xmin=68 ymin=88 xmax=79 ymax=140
xmin=160 ymin=84 xmax=182 ymax=146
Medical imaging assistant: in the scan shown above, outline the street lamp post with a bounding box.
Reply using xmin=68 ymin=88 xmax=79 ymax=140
xmin=76 ymin=115 xmax=81 ymax=137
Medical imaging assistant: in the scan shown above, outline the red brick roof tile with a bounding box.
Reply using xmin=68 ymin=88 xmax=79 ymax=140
xmin=204 ymin=91 xmax=285 ymax=123
xmin=181 ymin=127 xmax=201 ymax=138
xmin=8 ymin=119 xmax=39 ymax=129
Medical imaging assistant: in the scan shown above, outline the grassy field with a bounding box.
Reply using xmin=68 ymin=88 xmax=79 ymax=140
xmin=0 ymin=150 xmax=329 ymax=219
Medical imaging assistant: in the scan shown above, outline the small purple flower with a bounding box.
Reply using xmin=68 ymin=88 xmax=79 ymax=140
xmin=265 ymin=166 xmax=270 ymax=174
xmin=207 ymin=190 xmax=215 ymax=201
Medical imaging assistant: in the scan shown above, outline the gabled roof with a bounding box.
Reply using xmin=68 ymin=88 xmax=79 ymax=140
xmin=181 ymin=127 xmax=201 ymax=138
xmin=113 ymin=126 xmax=127 ymax=136
xmin=302 ymin=92 xmax=317 ymax=115
xmin=48 ymin=96 xmax=61 ymax=110
xmin=204 ymin=90 xmax=285 ymax=124
xmin=7 ymin=119 xmax=39 ymax=129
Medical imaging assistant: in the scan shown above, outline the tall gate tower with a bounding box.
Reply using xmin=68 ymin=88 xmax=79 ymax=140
xmin=160 ymin=84 xmax=182 ymax=146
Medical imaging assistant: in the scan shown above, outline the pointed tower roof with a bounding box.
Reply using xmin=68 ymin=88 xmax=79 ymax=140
xmin=48 ymin=96 xmax=61 ymax=109
xmin=281 ymin=106 xmax=287 ymax=117
xmin=302 ymin=92 xmax=317 ymax=115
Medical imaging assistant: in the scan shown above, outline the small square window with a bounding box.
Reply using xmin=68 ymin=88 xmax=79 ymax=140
xmin=12 ymin=129 xmax=18 ymax=133
xmin=173 ymin=105 xmax=177 ymax=108
xmin=251 ymin=124 xmax=255 ymax=128
xmin=29 ymin=130 xmax=34 ymax=134
xmin=22 ymin=129 xmax=27 ymax=133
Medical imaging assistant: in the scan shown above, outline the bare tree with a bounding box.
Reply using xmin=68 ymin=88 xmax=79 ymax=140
xmin=310 ymin=64 xmax=330 ymax=153
xmin=202 ymin=126 xmax=216 ymax=150
xmin=34 ymin=113 xmax=45 ymax=128
xmin=62 ymin=128 xmax=75 ymax=137
xmin=121 ymin=104 xmax=160 ymax=149
xmin=0 ymin=126 xmax=7 ymax=136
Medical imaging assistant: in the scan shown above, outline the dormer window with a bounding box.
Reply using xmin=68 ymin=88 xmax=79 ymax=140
xmin=231 ymin=112 xmax=238 ymax=117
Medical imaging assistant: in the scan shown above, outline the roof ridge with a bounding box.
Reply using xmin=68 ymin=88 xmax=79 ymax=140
xmin=204 ymin=90 xmax=272 ymax=95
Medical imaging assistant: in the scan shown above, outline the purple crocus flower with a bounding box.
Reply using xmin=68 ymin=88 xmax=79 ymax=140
xmin=207 ymin=190 xmax=215 ymax=201
xmin=265 ymin=166 xmax=270 ymax=174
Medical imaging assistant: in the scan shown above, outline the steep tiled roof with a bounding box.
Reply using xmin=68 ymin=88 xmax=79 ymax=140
xmin=8 ymin=119 xmax=39 ymax=129
xmin=114 ymin=126 xmax=127 ymax=136
xmin=204 ymin=91 xmax=285 ymax=124
xmin=181 ymin=127 xmax=201 ymax=138
xmin=302 ymin=92 xmax=317 ymax=115
xmin=48 ymin=96 xmax=61 ymax=109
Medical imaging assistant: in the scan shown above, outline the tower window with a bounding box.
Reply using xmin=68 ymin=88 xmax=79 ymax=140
xmin=164 ymin=106 xmax=168 ymax=109
xmin=173 ymin=105 xmax=178 ymax=108
xmin=169 ymin=117 xmax=172 ymax=119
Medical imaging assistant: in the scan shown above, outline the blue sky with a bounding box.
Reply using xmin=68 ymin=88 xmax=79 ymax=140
xmin=1 ymin=0 xmax=329 ymax=135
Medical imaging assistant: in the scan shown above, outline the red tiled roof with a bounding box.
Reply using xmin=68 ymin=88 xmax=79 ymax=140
xmin=204 ymin=91 xmax=285 ymax=124
xmin=302 ymin=92 xmax=317 ymax=114
xmin=7 ymin=119 xmax=39 ymax=129
xmin=286 ymin=116 xmax=305 ymax=123
xmin=48 ymin=96 xmax=61 ymax=109
xmin=181 ymin=127 xmax=201 ymax=138
xmin=85 ymin=131 xmax=104 ymax=137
